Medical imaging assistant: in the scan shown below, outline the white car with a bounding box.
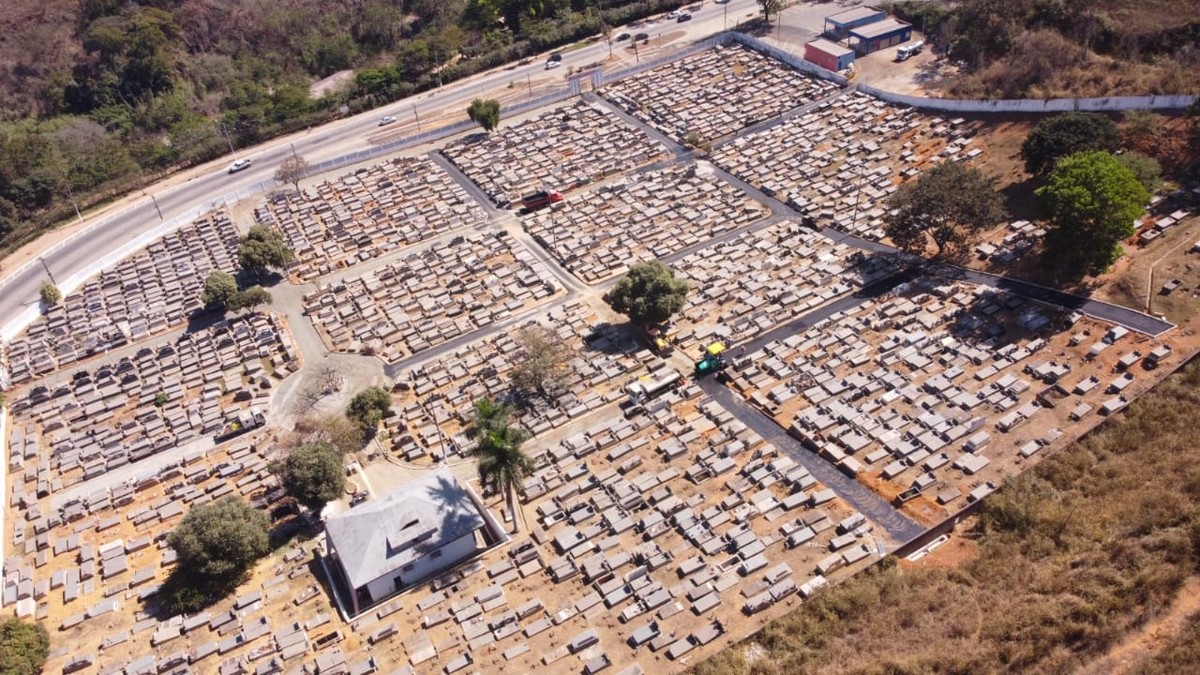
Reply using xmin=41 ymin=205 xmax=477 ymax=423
xmin=226 ymin=159 xmax=252 ymax=174
xmin=667 ymin=10 xmax=680 ymax=19
xmin=378 ymin=115 xmax=397 ymax=126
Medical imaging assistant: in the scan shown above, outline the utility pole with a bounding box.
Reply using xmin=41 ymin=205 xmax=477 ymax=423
xmin=413 ymin=103 xmax=422 ymax=132
xmin=39 ymin=258 xmax=57 ymax=286
xmin=150 ymin=193 xmax=164 ymax=222
xmin=527 ymin=74 xmax=533 ymax=99
xmin=64 ymin=182 xmax=84 ymax=227
xmin=218 ymin=122 xmax=238 ymax=159
xmin=289 ymin=142 xmax=299 ymax=162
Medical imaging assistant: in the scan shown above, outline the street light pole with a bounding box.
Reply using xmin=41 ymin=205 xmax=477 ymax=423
xmin=413 ymin=103 xmax=422 ymax=132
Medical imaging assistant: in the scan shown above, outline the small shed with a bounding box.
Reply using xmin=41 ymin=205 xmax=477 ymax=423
xmin=849 ymin=17 xmax=913 ymax=54
xmin=804 ymin=39 xmax=856 ymax=72
xmin=824 ymin=6 xmax=887 ymax=39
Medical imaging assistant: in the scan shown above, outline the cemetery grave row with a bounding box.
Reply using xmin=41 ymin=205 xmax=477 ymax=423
xmin=602 ymin=43 xmax=839 ymax=145
xmin=712 ymin=92 xmax=982 ymax=241
xmin=5 ymin=212 xmax=241 ymax=384
xmin=724 ymin=277 xmax=1178 ymax=516
xmin=520 ymin=162 xmax=769 ymax=283
xmin=440 ymin=100 xmax=669 ymax=207
xmin=387 ymin=300 xmax=650 ymax=463
xmin=668 ymin=219 xmax=902 ymax=355
xmin=7 ymin=313 xmax=297 ymax=486
xmin=253 ymin=157 xmax=489 ymax=283
xmin=302 ymin=231 xmax=561 ymax=363
xmin=5 ymin=434 xmax=359 ymax=675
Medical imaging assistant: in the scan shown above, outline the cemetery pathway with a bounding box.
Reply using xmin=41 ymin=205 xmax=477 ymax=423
xmin=696 ymin=270 xmax=928 ymax=544
xmin=766 ymin=187 xmax=1173 ymax=338
xmin=381 ymin=294 xmax=578 ymax=380
xmin=429 ymin=153 xmax=507 ymax=218
xmin=711 ymin=84 xmax=856 ymax=150
xmin=700 ymin=381 xmax=926 ymax=544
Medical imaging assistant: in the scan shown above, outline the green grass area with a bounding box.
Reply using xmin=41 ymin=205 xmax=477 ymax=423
xmin=693 ymin=356 xmax=1200 ymax=674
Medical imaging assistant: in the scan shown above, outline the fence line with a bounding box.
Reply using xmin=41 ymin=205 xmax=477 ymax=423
xmin=855 ymin=85 xmax=1196 ymax=113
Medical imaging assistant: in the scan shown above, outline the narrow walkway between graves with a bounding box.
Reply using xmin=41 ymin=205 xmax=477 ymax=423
xmin=700 ymin=380 xmax=926 ymax=544
xmin=713 ymin=157 xmax=1176 ymax=338
xmin=711 ymin=84 xmax=857 ymax=150
xmin=583 ymin=92 xmax=692 ymax=160
xmin=381 ymin=293 xmax=581 ymax=380
xmin=428 ymin=152 xmax=509 ymax=216
xmin=696 ymin=270 xmax=928 ymax=544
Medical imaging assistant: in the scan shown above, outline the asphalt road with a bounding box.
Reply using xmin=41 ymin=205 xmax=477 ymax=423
xmin=0 ymin=0 xmax=780 ymax=330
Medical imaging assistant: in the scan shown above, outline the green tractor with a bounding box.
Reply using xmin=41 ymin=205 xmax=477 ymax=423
xmin=694 ymin=342 xmax=728 ymax=377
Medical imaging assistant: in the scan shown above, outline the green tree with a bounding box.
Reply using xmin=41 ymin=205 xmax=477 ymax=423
xmin=467 ymin=98 xmax=501 ymax=132
xmin=472 ymin=407 xmax=532 ymax=533
xmin=274 ymin=154 xmax=310 ymax=192
xmin=226 ymin=286 xmax=272 ymax=312
xmin=200 ymin=270 xmax=237 ymax=307
xmin=164 ymin=496 xmax=269 ymax=611
xmin=1021 ymin=112 xmax=1120 ymax=175
xmin=1115 ymin=151 xmax=1162 ymax=194
xmin=238 ymin=225 xmax=293 ymax=273
xmin=274 ymin=442 xmax=346 ymax=512
xmin=0 ymin=618 xmax=50 ymax=675
xmin=39 ymin=282 xmax=61 ymax=306
xmin=510 ymin=325 xmax=570 ymax=396
xmin=1036 ymin=151 xmax=1149 ymax=279
xmin=757 ymin=0 xmax=784 ymax=23
xmin=884 ymin=161 xmax=1006 ymax=259
xmin=346 ymin=386 xmax=392 ymax=439
xmin=605 ymin=260 xmax=690 ymax=327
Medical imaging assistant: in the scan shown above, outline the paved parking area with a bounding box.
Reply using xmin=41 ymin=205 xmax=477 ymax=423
xmin=4 ymin=212 xmax=241 ymax=384
xmin=440 ymin=99 xmax=669 ymax=207
xmin=521 ymin=162 xmax=768 ymax=283
xmin=603 ymin=43 xmax=839 ymax=144
xmin=254 ymin=156 xmax=489 ymax=282
xmin=302 ymin=232 xmax=562 ymax=363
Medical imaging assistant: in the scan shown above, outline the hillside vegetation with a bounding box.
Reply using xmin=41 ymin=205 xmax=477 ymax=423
xmin=0 ymin=0 xmax=683 ymax=253
xmin=692 ymin=356 xmax=1200 ymax=674
xmin=888 ymin=0 xmax=1200 ymax=99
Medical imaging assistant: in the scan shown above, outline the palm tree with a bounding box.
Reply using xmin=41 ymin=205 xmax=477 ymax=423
xmin=466 ymin=397 xmax=513 ymax=441
xmin=474 ymin=422 xmax=533 ymax=534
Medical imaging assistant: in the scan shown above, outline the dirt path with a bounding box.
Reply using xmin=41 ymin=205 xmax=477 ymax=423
xmin=1078 ymin=575 xmax=1200 ymax=674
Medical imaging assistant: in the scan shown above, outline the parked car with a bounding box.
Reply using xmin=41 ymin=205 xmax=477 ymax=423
xmin=667 ymin=10 xmax=680 ymax=19
xmin=378 ymin=115 xmax=397 ymax=126
xmin=677 ymin=12 xmax=692 ymax=22
xmin=635 ymin=32 xmax=650 ymax=42
xmin=545 ymin=53 xmax=563 ymax=69
xmin=226 ymin=158 xmax=252 ymax=174
xmin=616 ymin=32 xmax=631 ymax=41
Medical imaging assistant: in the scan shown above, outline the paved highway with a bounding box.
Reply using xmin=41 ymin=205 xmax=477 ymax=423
xmin=0 ymin=0 xmax=780 ymax=330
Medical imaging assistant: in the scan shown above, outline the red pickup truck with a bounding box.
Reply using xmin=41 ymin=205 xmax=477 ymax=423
xmin=519 ymin=190 xmax=563 ymax=211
